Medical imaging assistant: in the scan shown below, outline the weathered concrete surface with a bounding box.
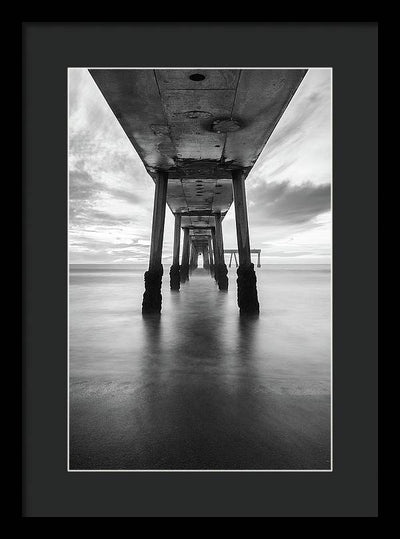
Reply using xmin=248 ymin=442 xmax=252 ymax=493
xmin=180 ymin=228 xmax=190 ymax=283
xmin=169 ymin=264 xmax=180 ymax=291
xmin=232 ymin=169 xmax=259 ymax=313
xmin=142 ymin=264 xmax=163 ymax=314
xmin=90 ymin=69 xmax=307 ymax=178
xmin=170 ymin=213 xmax=181 ymax=290
xmin=214 ymin=213 xmax=228 ymax=290
xmin=237 ymin=263 xmax=260 ymax=315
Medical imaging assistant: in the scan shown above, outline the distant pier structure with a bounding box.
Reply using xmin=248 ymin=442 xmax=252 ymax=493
xmin=224 ymin=249 xmax=261 ymax=268
xmin=90 ymin=69 xmax=307 ymax=315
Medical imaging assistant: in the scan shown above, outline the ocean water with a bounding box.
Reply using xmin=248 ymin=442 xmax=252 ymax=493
xmin=69 ymin=264 xmax=331 ymax=470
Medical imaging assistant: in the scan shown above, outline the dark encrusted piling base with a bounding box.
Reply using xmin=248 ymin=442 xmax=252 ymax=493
xmin=237 ymin=263 xmax=259 ymax=314
xmin=180 ymin=264 xmax=189 ymax=283
xmin=215 ymin=263 xmax=228 ymax=290
xmin=142 ymin=264 xmax=163 ymax=314
xmin=169 ymin=264 xmax=181 ymax=290
xmin=209 ymin=263 xmax=214 ymax=277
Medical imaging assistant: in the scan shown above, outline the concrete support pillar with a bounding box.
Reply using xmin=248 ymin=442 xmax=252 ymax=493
xmin=180 ymin=228 xmax=190 ymax=283
xmin=203 ymin=245 xmax=210 ymax=270
xmin=189 ymin=241 xmax=196 ymax=274
xmin=142 ymin=171 xmax=168 ymax=314
xmin=208 ymin=236 xmax=214 ymax=276
xmin=211 ymin=228 xmax=218 ymax=283
xmin=169 ymin=213 xmax=181 ymax=290
xmin=214 ymin=214 xmax=228 ymax=290
xmin=232 ymin=169 xmax=259 ymax=314
xmin=257 ymin=252 xmax=261 ymax=268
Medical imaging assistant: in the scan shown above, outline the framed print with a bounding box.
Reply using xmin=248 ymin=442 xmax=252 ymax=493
xmin=22 ymin=21 xmax=378 ymax=517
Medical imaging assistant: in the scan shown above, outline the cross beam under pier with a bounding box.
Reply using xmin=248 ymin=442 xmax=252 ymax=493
xmin=224 ymin=249 xmax=262 ymax=268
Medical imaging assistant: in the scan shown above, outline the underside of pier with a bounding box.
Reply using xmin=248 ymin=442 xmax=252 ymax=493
xmin=90 ymin=68 xmax=307 ymax=314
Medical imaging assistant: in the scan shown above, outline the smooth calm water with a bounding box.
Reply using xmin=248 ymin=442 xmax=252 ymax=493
xmin=69 ymin=264 xmax=331 ymax=470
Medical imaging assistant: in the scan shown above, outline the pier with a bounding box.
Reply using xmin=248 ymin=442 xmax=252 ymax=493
xmin=224 ymin=249 xmax=261 ymax=268
xmin=90 ymin=69 xmax=307 ymax=314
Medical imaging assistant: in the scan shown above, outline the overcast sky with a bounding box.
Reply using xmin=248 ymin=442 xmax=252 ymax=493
xmin=69 ymin=68 xmax=331 ymax=265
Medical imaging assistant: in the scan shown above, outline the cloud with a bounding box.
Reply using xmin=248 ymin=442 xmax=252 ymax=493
xmin=69 ymin=169 xmax=142 ymax=205
xmin=69 ymin=169 xmax=101 ymax=200
xmin=265 ymin=89 xmax=327 ymax=158
xmin=266 ymin=251 xmax=313 ymax=258
xmin=249 ymin=69 xmax=332 ymax=188
xmin=105 ymin=187 xmax=142 ymax=205
xmin=68 ymin=164 xmax=148 ymax=236
xmin=247 ymin=180 xmax=331 ymax=226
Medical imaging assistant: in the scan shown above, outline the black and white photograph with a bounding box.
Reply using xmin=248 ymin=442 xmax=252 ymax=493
xmin=68 ymin=67 xmax=332 ymax=471
xmin=23 ymin=20 xmax=379 ymax=518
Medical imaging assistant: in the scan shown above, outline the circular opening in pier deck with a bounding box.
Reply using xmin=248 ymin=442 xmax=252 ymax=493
xmin=189 ymin=73 xmax=206 ymax=81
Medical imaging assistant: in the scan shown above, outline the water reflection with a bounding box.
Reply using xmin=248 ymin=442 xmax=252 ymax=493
xmin=141 ymin=313 xmax=161 ymax=357
xmin=70 ymin=265 xmax=331 ymax=470
xmin=163 ymin=270 xmax=227 ymax=368
xmin=237 ymin=314 xmax=259 ymax=359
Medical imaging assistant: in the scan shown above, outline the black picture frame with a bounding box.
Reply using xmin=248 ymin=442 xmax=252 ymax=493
xmin=22 ymin=21 xmax=378 ymax=517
